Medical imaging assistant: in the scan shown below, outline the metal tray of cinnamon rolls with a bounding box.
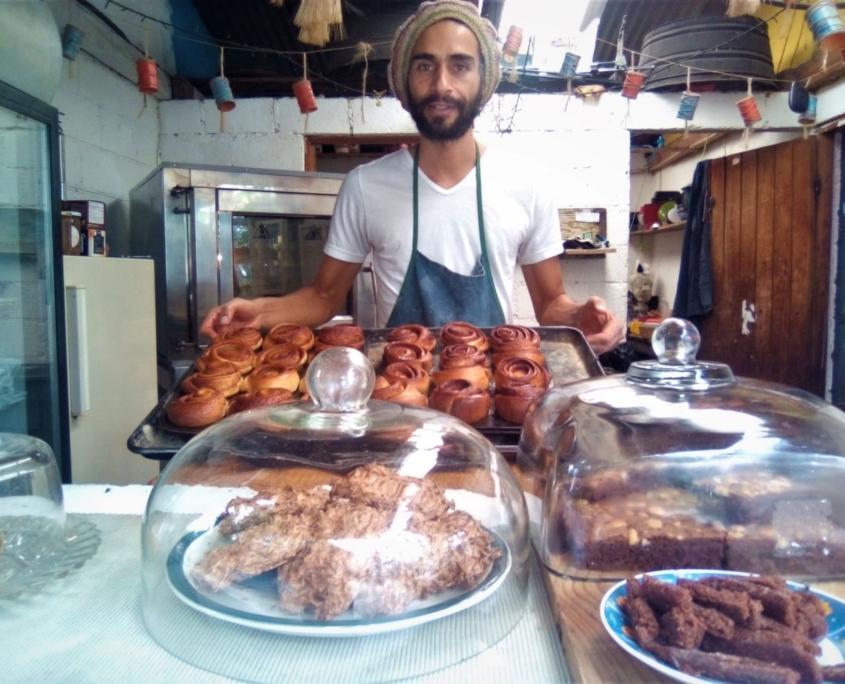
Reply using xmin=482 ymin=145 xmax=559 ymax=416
xmin=127 ymin=323 xmax=602 ymax=459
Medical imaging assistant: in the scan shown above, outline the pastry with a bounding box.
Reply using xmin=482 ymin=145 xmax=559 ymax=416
xmin=264 ymin=323 xmax=316 ymax=351
xmin=180 ymin=360 xmax=242 ymax=398
xmin=429 ymin=378 xmax=492 ymax=425
xmin=383 ymin=361 xmax=431 ymax=395
xmin=382 ymin=341 xmax=433 ymax=371
xmin=191 ymin=464 xmax=500 ymax=620
xmin=493 ymin=356 xmax=550 ymax=389
xmin=314 ymin=324 xmax=365 ymax=353
xmin=494 ymin=382 xmax=545 ymax=425
xmin=200 ymin=340 xmax=256 ymax=375
xmin=490 ymin=324 xmax=544 ymax=367
xmin=372 ymin=376 xmax=428 ymax=408
xmin=166 ymin=388 xmax=228 ymax=428
xmin=218 ymin=325 xmax=263 ymax=351
xmin=386 ymin=324 xmax=436 ymax=352
xmin=229 ymin=388 xmax=297 ymax=414
xmin=440 ymin=321 xmax=489 ymax=352
xmin=257 ymin=343 xmax=308 ymax=371
xmin=246 ymin=365 xmax=300 ymax=393
xmin=431 ymin=343 xmax=491 ymax=392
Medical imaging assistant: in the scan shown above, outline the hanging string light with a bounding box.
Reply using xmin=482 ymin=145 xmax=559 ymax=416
xmin=805 ymin=0 xmax=845 ymax=52
xmin=293 ymin=52 xmax=318 ymax=114
xmin=676 ymin=68 xmax=700 ymax=130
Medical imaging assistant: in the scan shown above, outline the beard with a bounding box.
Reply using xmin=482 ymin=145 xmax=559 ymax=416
xmin=407 ymin=90 xmax=483 ymax=141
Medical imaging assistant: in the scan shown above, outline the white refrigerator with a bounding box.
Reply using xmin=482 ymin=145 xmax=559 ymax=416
xmin=62 ymin=256 xmax=159 ymax=484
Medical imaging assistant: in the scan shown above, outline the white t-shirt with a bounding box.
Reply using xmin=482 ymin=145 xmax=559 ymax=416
xmin=324 ymin=145 xmax=563 ymax=327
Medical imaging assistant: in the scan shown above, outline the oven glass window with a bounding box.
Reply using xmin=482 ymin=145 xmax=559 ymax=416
xmin=231 ymin=215 xmax=331 ymax=298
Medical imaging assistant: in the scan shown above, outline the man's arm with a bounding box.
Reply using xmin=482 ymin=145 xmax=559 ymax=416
xmin=200 ymin=256 xmax=362 ymax=338
xmin=521 ymin=257 xmax=625 ymax=353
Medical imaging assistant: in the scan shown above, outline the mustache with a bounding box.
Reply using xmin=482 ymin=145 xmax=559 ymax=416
xmin=418 ymin=94 xmax=464 ymax=109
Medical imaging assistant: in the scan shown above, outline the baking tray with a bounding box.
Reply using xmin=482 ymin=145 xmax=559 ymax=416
xmin=128 ymin=326 xmax=602 ymax=460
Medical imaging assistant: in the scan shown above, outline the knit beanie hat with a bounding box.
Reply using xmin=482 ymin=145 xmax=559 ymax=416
xmin=388 ymin=0 xmax=501 ymax=112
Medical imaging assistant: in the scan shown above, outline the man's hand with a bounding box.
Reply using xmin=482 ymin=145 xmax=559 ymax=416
xmin=575 ymin=296 xmax=626 ymax=354
xmin=199 ymin=298 xmax=262 ymax=340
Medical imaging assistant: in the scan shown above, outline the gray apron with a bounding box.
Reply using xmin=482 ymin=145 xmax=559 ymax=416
xmin=386 ymin=146 xmax=506 ymax=328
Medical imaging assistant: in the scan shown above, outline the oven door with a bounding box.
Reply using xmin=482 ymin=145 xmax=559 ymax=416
xmin=214 ymin=189 xmax=375 ymax=327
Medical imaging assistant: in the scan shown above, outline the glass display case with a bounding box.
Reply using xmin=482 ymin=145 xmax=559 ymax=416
xmin=142 ymin=347 xmax=529 ymax=682
xmin=518 ymin=318 xmax=845 ymax=581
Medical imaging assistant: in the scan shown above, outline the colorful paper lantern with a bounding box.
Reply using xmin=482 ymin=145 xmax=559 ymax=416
xmin=737 ymin=95 xmax=762 ymax=125
xmin=293 ymin=79 xmax=318 ymax=113
xmin=799 ymin=94 xmax=818 ymax=125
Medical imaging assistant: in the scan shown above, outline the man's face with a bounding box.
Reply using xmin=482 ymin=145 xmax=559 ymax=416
xmin=406 ymin=20 xmax=483 ymax=141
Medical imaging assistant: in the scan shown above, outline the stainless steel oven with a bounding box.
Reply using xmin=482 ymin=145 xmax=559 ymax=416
xmin=127 ymin=163 xmax=376 ymax=387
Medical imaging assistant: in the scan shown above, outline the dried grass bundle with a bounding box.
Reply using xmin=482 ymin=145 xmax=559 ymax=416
xmin=295 ymin=0 xmax=345 ymax=47
xmin=726 ymin=0 xmax=761 ymax=17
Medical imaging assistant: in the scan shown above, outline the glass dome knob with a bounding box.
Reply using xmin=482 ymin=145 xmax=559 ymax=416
xmin=304 ymin=346 xmax=375 ymax=412
xmin=651 ymin=317 xmax=701 ymax=366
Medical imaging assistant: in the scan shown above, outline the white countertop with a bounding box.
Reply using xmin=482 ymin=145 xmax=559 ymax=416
xmin=3 ymin=485 xmax=568 ymax=684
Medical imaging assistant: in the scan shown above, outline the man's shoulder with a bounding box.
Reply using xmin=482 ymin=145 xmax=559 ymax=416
xmin=350 ymin=147 xmax=411 ymax=180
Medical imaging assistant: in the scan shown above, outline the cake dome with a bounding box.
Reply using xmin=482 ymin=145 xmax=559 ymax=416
xmin=518 ymin=318 xmax=845 ymax=581
xmin=141 ymin=347 xmax=529 ymax=682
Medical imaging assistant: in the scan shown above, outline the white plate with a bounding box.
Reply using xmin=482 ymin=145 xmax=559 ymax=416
xmin=600 ymin=569 xmax=845 ymax=684
xmin=167 ymin=526 xmax=511 ymax=637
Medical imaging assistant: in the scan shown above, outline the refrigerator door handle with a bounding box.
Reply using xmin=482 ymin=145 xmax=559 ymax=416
xmin=65 ymin=285 xmax=91 ymax=417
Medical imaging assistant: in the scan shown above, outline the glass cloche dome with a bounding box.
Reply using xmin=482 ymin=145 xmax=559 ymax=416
xmin=142 ymin=347 xmax=529 ymax=683
xmin=518 ymin=318 xmax=845 ymax=582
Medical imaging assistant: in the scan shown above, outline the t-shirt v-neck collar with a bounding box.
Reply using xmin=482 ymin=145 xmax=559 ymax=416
xmin=405 ymin=147 xmax=485 ymax=196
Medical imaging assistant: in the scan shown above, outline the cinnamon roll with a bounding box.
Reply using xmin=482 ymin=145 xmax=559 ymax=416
xmin=494 ymin=383 xmax=546 ymax=425
xmin=314 ymin=324 xmax=365 ymax=353
xmin=431 ymin=343 xmax=491 ymax=392
xmin=490 ymin=325 xmax=545 ymax=367
xmin=383 ymin=361 xmax=431 ymax=395
xmin=229 ymin=388 xmax=297 ymax=414
xmin=180 ymin=360 xmax=242 ymax=398
xmin=382 ymin=341 xmax=433 ymax=372
xmin=493 ymin=357 xmax=550 ymax=389
xmin=246 ymin=365 xmax=300 ymax=393
xmin=372 ymin=376 xmax=428 ymax=408
xmin=265 ymin=323 xmax=316 ymax=351
xmin=386 ymin=324 xmax=436 ymax=352
xmin=218 ymin=325 xmax=263 ymax=351
xmin=200 ymin=341 xmax=256 ymax=375
xmin=429 ymin=379 xmax=492 ymax=425
xmin=440 ymin=321 xmax=489 ymax=353
xmin=166 ymin=388 xmax=228 ymax=428
xmin=257 ymin=343 xmax=308 ymax=371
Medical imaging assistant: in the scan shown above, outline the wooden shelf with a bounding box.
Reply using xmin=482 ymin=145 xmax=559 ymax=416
xmin=630 ymin=222 xmax=685 ymax=236
xmin=646 ymin=132 xmax=725 ymax=173
xmin=561 ymin=247 xmax=616 ymax=257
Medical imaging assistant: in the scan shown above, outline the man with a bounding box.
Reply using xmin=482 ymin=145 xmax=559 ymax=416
xmin=201 ymin=0 xmax=624 ymax=353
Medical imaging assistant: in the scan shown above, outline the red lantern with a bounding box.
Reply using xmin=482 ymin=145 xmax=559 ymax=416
xmin=136 ymin=58 xmax=158 ymax=95
xmin=293 ymin=79 xmax=318 ymax=114
xmin=737 ymin=95 xmax=762 ymax=125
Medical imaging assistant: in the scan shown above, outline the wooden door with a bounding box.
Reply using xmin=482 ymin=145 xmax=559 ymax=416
xmin=698 ymin=135 xmax=834 ymax=396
